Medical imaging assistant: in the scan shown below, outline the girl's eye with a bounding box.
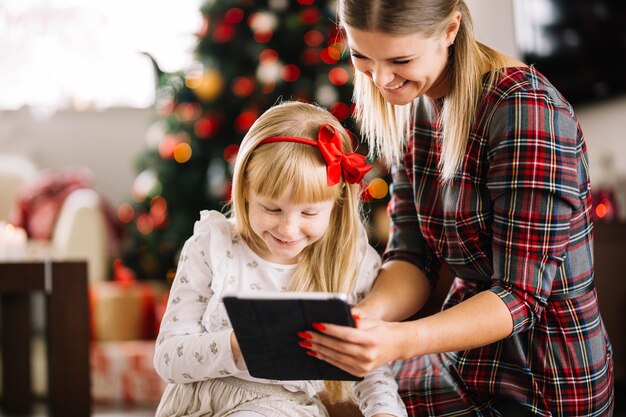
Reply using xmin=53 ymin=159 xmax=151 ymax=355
xmin=392 ymin=59 xmax=412 ymax=65
xmin=302 ymin=211 xmax=319 ymax=217
xmin=263 ymin=206 xmax=280 ymax=213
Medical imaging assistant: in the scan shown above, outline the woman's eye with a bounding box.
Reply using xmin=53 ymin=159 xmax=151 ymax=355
xmin=392 ymin=59 xmax=412 ymax=65
xmin=350 ymin=52 xmax=366 ymax=60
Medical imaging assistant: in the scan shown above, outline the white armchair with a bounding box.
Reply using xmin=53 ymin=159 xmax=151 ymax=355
xmin=52 ymin=188 xmax=110 ymax=282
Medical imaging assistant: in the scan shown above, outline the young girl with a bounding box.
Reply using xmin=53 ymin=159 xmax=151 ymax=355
xmin=153 ymin=101 xmax=407 ymax=417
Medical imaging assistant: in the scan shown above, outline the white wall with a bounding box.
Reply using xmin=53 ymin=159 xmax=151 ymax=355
xmin=1 ymin=0 xmax=624 ymax=211
xmin=0 ymin=108 xmax=153 ymax=207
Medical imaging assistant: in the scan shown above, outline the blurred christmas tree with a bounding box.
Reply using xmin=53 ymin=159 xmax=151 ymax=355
xmin=118 ymin=0 xmax=390 ymax=281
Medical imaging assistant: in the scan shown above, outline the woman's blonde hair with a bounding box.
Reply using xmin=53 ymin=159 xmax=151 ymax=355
xmin=338 ymin=0 xmax=509 ymax=181
xmin=229 ymin=101 xmax=362 ymax=403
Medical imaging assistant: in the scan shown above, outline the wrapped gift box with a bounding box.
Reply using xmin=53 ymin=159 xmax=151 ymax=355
xmin=90 ymin=280 xmax=169 ymax=341
xmin=91 ymin=340 xmax=167 ymax=405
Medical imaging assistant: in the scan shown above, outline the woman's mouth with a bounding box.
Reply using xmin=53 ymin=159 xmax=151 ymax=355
xmin=384 ymin=80 xmax=408 ymax=92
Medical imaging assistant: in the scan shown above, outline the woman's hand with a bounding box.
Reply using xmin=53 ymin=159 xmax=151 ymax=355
xmin=302 ymin=313 xmax=413 ymax=377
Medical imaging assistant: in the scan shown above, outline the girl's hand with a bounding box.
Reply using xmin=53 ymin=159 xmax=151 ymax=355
xmin=304 ymin=313 xmax=411 ymax=377
xmin=230 ymin=331 xmax=247 ymax=370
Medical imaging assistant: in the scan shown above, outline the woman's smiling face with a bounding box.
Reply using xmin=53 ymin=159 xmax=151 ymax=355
xmin=344 ymin=25 xmax=454 ymax=103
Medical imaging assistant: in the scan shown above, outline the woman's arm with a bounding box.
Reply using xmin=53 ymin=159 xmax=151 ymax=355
xmin=306 ymin=290 xmax=513 ymax=377
xmin=356 ymin=259 xmax=430 ymax=322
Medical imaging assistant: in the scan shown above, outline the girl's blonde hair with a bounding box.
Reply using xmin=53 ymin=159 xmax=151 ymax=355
xmin=338 ymin=0 xmax=509 ymax=181
xmin=230 ymin=101 xmax=362 ymax=403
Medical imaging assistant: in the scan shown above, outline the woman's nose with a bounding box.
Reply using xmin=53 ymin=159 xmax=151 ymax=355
xmin=371 ymin=64 xmax=394 ymax=88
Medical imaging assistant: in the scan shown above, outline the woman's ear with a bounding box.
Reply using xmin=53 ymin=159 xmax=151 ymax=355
xmin=445 ymin=10 xmax=462 ymax=46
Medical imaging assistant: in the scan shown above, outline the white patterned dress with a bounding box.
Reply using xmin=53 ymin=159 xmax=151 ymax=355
xmin=154 ymin=210 xmax=407 ymax=417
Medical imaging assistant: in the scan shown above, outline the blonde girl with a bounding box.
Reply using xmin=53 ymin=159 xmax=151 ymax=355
xmin=154 ymin=101 xmax=407 ymax=417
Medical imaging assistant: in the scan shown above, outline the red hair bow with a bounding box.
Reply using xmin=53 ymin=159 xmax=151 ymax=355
xmin=259 ymin=123 xmax=372 ymax=186
xmin=316 ymin=124 xmax=371 ymax=186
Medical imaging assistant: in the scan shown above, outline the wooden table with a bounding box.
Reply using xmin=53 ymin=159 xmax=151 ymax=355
xmin=0 ymin=261 xmax=91 ymax=416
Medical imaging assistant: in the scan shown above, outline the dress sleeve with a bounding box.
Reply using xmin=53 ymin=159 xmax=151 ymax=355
xmin=485 ymin=87 xmax=582 ymax=335
xmin=153 ymin=211 xmax=245 ymax=383
xmin=383 ymin=154 xmax=441 ymax=285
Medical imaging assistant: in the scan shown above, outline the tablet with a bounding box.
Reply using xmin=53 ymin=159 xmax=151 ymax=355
xmin=223 ymin=291 xmax=361 ymax=381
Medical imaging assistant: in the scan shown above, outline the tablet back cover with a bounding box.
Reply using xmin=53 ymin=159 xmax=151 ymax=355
xmin=223 ymin=295 xmax=361 ymax=381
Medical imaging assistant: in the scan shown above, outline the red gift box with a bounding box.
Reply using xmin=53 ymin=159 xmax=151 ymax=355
xmin=91 ymin=340 xmax=167 ymax=405
xmin=89 ymin=280 xmax=169 ymax=341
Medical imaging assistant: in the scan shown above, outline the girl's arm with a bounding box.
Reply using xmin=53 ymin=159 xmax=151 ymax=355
xmin=354 ymin=363 xmax=408 ymax=417
xmin=154 ymin=221 xmax=246 ymax=383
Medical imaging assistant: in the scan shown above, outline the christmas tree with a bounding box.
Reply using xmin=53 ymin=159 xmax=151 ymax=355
xmin=118 ymin=0 xmax=390 ymax=281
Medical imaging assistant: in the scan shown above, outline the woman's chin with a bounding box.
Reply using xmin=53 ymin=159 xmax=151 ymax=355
xmin=382 ymin=93 xmax=416 ymax=106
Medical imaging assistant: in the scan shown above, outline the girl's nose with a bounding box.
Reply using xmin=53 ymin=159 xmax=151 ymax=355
xmin=277 ymin=216 xmax=300 ymax=239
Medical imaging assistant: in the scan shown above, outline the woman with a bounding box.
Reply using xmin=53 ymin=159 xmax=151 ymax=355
xmin=298 ymin=1 xmax=614 ymax=415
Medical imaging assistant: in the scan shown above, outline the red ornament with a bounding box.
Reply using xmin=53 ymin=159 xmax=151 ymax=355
xmin=281 ymin=64 xmax=301 ymax=82
xmin=224 ymin=8 xmax=244 ymax=24
xmin=213 ymin=22 xmax=236 ymax=43
xmin=158 ymin=135 xmax=179 ymax=159
xmin=329 ymin=67 xmax=350 ymax=86
xmin=330 ymin=102 xmax=350 ymax=121
xmin=234 ymin=109 xmax=259 ymax=134
xmin=195 ymin=116 xmax=218 ymax=139
xmin=299 ymin=7 xmax=320 ymax=25
xmin=259 ymin=49 xmax=279 ymax=63
xmin=254 ymin=30 xmax=273 ymax=43
xmin=136 ymin=214 xmax=155 ymax=236
xmin=304 ymin=30 xmax=324 ymax=47
xmin=223 ymin=144 xmax=240 ymax=163
xmin=262 ymin=82 xmax=276 ymax=94
xmin=297 ymin=0 xmax=315 ymax=4
xmin=117 ymin=203 xmax=135 ymax=224
xmin=175 ymin=102 xmax=202 ymax=122
xmin=320 ymin=47 xmax=340 ymax=64
xmin=232 ymin=77 xmax=255 ymax=97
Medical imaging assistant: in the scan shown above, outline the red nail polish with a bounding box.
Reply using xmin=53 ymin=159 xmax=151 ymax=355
xmin=312 ymin=322 xmax=326 ymax=331
xmin=306 ymin=350 xmax=317 ymax=357
xmin=299 ymin=341 xmax=312 ymax=348
xmin=352 ymin=313 xmax=361 ymax=321
xmin=297 ymin=331 xmax=312 ymax=339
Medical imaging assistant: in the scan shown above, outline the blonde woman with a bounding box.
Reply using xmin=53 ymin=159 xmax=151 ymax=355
xmin=301 ymin=1 xmax=614 ymax=416
xmin=153 ymin=101 xmax=407 ymax=417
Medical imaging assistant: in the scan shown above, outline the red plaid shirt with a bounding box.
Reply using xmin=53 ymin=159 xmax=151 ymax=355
xmin=386 ymin=67 xmax=614 ymax=416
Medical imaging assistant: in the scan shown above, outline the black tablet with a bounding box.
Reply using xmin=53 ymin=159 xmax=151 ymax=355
xmin=223 ymin=291 xmax=362 ymax=381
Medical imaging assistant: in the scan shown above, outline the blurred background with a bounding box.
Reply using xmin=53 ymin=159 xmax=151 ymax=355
xmin=0 ymin=0 xmax=624 ymax=415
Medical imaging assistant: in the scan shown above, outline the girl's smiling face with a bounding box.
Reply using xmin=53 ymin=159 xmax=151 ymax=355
xmin=247 ymin=186 xmax=334 ymax=264
xmin=344 ymin=25 xmax=455 ymax=103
